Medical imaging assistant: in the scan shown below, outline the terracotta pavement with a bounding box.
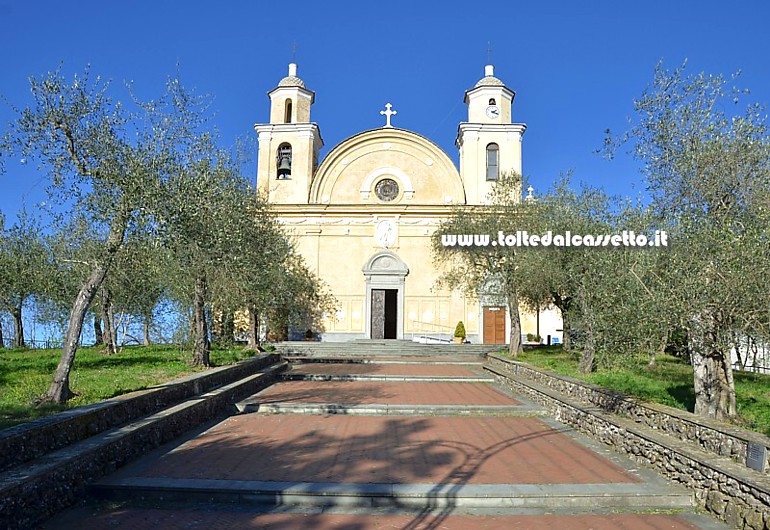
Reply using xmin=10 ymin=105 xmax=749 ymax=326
xmin=42 ymin=353 xmax=727 ymax=530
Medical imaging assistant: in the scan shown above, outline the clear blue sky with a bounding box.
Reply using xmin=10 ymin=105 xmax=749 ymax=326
xmin=2 ymin=0 xmax=770 ymax=225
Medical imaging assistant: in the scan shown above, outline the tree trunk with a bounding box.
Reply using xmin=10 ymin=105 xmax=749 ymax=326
xmin=11 ymin=304 xmax=24 ymax=348
xmin=0 ymin=320 xmax=4 ymax=349
xmin=723 ymin=351 xmax=737 ymax=417
xmin=561 ymin=310 xmax=571 ymax=352
xmin=93 ymin=312 xmax=103 ymax=345
xmin=649 ymin=331 xmax=668 ymax=370
xmin=732 ymin=332 xmax=745 ymax=371
xmin=41 ymin=264 xmax=110 ymax=403
xmin=101 ymin=287 xmax=117 ymax=355
xmin=143 ymin=314 xmax=151 ymax=346
xmin=218 ymin=309 xmax=235 ymax=345
xmin=40 ymin=210 xmax=128 ymax=405
xmin=578 ymin=332 xmax=596 ymax=373
xmin=577 ymin=284 xmax=596 ymax=374
xmin=191 ymin=274 xmax=210 ymax=367
xmin=247 ymin=304 xmax=260 ymax=350
xmin=507 ymin=288 xmax=523 ymax=358
xmin=691 ymin=350 xmax=734 ymax=419
xmin=553 ymin=293 xmax=572 ymax=352
xmin=689 ymin=310 xmax=736 ymax=419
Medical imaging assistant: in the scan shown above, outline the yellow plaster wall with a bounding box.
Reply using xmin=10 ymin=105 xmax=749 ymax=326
xmin=281 ymin=213 xmax=479 ymax=337
xmin=310 ymin=128 xmax=465 ymax=206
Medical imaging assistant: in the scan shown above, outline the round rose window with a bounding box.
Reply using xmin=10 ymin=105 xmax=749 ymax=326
xmin=374 ymin=178 xmax=399 ymax=202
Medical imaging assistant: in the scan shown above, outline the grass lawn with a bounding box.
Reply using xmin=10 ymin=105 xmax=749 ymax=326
xmin=511 ymin=346 xmax=770 ymax=438
xmin=0 ymin=344 xmax=260 ymax=430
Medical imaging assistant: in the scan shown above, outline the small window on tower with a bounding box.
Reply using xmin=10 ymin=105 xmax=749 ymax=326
xmin=277 ymin=143 xmax=292 ymax=179
xmin=488 ymin=98 xmax=496 ymax=105
xmin=284 ymin=100 xmax=293 ymax=124
xmin=486 ymin=143 xmax=499 ymax=181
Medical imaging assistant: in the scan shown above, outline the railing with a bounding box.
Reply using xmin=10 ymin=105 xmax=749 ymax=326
xmin=0 ymin=337 xmax=63 ymax=350
xmin=409 ymin=320 xmax=455 ymax=344
xmin=734 ymin=362 xmax=770 ymax=375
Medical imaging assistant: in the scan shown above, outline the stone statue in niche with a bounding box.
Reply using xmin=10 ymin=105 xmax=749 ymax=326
xmin=375 ymin=219 xmax=396 ymax=248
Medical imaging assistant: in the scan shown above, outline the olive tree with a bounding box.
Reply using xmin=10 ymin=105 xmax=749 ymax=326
xmin=607 ymin=62 xmax=770 ymax=419
xmin=0 ymin=67 xmax=211 ymax=402
xmin=527 ymin=178 xmax=677 ymax=372
xmin=432 ymin=172 xmax=527 ymax=356
xmin=0 ymin=208 xmax=53 ymax=348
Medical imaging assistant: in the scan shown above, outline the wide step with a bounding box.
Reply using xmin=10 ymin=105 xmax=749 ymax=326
xmin=281 ymin=373 xmax=495 ymax=382
xmin=236 ymin=402 xmax=537 ymax=416
xmin=89 ymin=477 xmax=694 ymax=510
xmin=273 ymin=341 xmax=499 ymax=358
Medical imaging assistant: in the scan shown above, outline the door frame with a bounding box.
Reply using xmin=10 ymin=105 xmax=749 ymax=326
xmin=363 ymin=251 xmax=408 ymax=339
xmin=483 ymin=305 xmax=507 ymax=344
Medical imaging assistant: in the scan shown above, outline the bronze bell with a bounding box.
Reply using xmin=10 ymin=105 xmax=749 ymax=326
xmin=277 ymin=156 xmax=291 ymax=178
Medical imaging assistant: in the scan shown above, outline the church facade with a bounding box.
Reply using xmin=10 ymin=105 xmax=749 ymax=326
xmin=255 ymin=63 xmax=562 ymax=344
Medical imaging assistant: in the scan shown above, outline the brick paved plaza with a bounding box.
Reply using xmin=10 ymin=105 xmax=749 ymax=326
xmin=42 ymin=350 xmax=728 ymax=530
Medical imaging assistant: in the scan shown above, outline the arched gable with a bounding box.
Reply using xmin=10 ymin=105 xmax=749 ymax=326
xmin=309 ymin=128 xmax=465 ymax=205
xmin=362 ymin=250 xmax=409 ymax=278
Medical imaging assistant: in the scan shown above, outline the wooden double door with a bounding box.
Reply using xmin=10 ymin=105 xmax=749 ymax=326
xmin=483 ymin=306 xmax=507 ymax=344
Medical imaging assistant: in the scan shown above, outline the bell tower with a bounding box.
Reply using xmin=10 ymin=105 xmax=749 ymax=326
xmin=256 ymin=63 xmax=323 ymax=204
xmin=456 ymin=65 xmax=526 ymax=205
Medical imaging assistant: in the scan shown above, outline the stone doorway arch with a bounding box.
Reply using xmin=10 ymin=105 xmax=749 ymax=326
xmin=363 ymin=251 xmax=409 ymax=339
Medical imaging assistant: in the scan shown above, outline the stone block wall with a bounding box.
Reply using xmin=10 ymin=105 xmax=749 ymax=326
xmin=0 ymin=358 xmax=285 ymax=530
xmin=486 ymin=354 xmax=770 ymax=529
xmin=0 ymin=353 xmax=280 ymax=474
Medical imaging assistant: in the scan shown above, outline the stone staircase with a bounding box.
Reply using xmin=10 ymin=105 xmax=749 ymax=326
xmin=272 ymin=338 xmax=501 ymax=358
xmin=79 ymin=351 xmax=719 ymax=527
xmin=34 ymin=343 xmax=733 ymax=529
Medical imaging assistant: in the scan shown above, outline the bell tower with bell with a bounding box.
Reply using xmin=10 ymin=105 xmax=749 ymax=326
xmin=255 ymin=63 xmax=323 ymax=204
xmin=456 ymin=64 xmax=526 ymax=205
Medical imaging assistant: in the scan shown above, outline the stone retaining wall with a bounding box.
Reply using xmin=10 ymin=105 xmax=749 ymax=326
xmin=0 ymin=353 xmax=280 ymax=474
xmin=486 ymin=354 xmax=770 ymax=529
xmin=0 ymin=359 xmax=285 ymax=530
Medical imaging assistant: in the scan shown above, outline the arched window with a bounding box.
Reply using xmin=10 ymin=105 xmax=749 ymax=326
xmin=284 ymin=99 xmax=293 ymax=124
xmin=488 ymin=98 xmax=496 ymax=105
xmin=276 ymin=143 xmax=292 ymax=179
xmin=486 ymin=143 xmax=499 ymax=181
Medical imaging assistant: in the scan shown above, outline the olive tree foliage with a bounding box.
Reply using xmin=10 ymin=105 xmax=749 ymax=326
xmin=514 ymin=177 xmax=671 ymax=373
xmin=0 ymin=67 xmax=211 ymax=403
xmin=210 ymin=196 xmax=335 ymax=347
xmin=432 ymin=172 xmax=527 ymax=356
xmin=261 ymin=251 xmax=336 ymax=343
xmin=0 ymin=210 xmax=4 ymax=347
xmin=0 ymin=208 xmax=53 ymax=348
xmin=515 ymin=178 xmax=615 ymax=357
xmin=33 ymin=217 xmax=92 ymax=339
xmin=98 ymin=235 xmax=170 ymax=349
xmin=228 ymin=204 xmax=293 ymax=347
xmin=158 ymin=138 xmax=336 ymax=359
xmin=210 ymin=197 xmax=285 ymax=346
xmin=156 ymin=134 xmax=248 ymax=366
xmin=606 ymin=61 xmax=770 ymax=419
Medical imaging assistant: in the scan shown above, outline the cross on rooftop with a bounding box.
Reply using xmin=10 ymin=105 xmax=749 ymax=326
xmin=525 ymin=185 xmax=535 ymax=201
xmin=380 ymin=103 xmax=397 ymax=128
